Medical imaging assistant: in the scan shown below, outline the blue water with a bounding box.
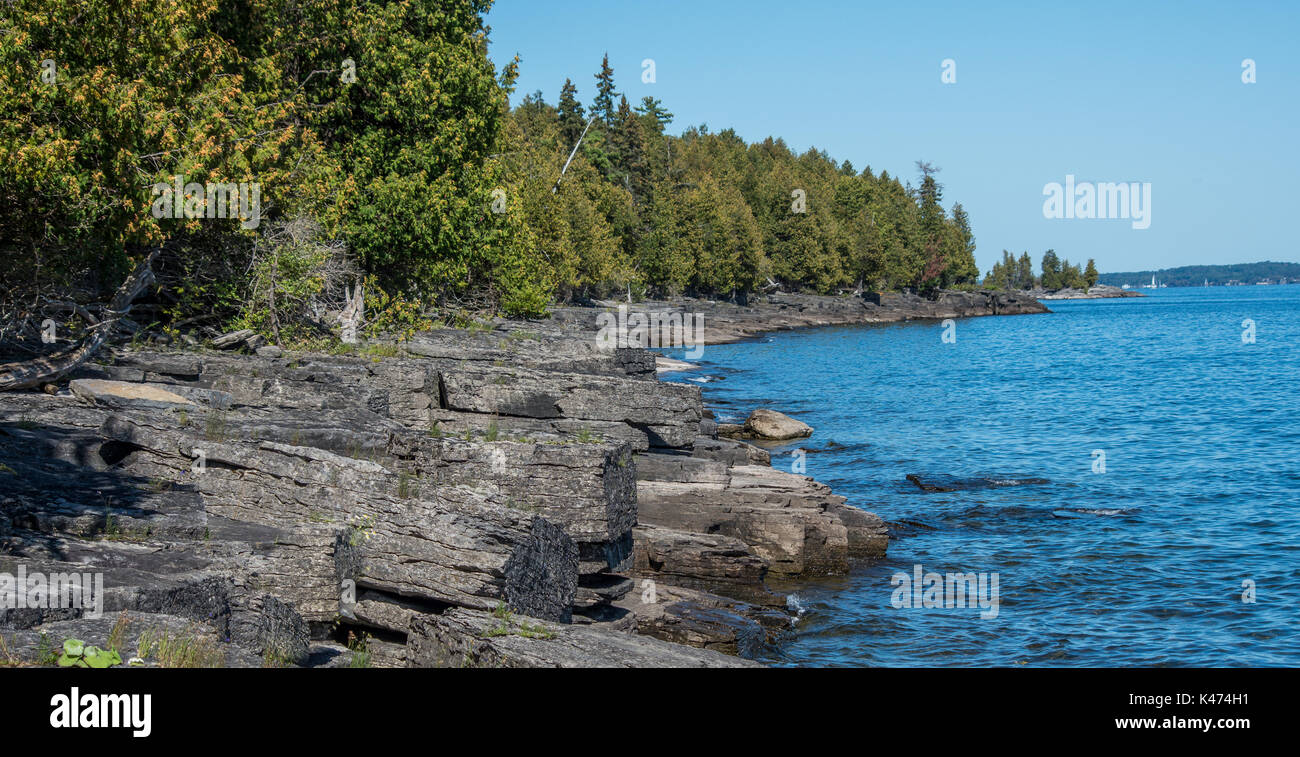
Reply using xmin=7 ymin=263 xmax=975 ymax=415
xmin=662 ymin=286 xmax=1300 ymax=666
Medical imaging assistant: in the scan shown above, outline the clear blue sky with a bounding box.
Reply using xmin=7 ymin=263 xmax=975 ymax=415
xmin=485 ymin=0 xmax=1298 ymax=275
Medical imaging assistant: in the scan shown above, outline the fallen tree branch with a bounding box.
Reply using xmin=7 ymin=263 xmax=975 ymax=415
xmin=0 ymin=248 xmax=160 ymax=392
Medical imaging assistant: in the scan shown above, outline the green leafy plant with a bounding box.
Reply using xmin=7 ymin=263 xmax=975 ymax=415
xmin=58 ymin=638 xmax=123 ymax=668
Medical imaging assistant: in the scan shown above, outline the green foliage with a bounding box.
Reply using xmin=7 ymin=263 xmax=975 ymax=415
xmin=486 ymin=602 xmax=554 ymax=639
xmin=57 ymin=638 xmax=122 ymax=668
xmin=4 ymin=0 xmax=999 ymax=334
xmin=35 ymin=633 xmax=57 ymax=666
xmin=986 ymin=250 xmax=1088 ymax=290
xmin=986 ymin=250 xmax=1040 ymax=290
xmin=346 ymin=631 xmax=372 ymax=668
xmin=137 ymin=626 xmax=222 ymax=668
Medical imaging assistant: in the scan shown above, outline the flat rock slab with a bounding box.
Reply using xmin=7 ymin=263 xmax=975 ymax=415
xmin=407 ymin=607 xmax=762 ymax=668
xmin=655 ymin=357 xmax=700 ymax=373
xmin=70 ymin=379 xmax=196 ymax=409
xmin=615 ymin=583 xmax=791 ymax=658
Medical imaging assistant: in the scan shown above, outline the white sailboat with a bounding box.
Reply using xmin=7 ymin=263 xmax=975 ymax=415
xmin=1141 ymin=274 xmax=1157 ymax=289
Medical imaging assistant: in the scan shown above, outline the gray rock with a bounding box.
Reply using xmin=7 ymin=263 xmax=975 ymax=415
xmin=637 ymin=463 xmax=887 ymax=578
xmin=69 ymin=379 xmax=195 ymax=410
xmin=211 ymin=329 xmax=256 ymax=350
xmin=632 ymin=524 xmax=778 ymax=606
xmin=614 ymin=582 xmax=791 ymax=657
xmin=406 ymin=607 xmax=762 ymax=668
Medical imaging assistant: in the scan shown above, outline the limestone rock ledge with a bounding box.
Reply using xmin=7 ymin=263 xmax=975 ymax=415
xmin=0 ymin=295 xmax=982 ymax=666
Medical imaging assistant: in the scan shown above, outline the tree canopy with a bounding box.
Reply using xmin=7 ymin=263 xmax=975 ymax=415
xmin=2 ymin=0 xmax=989 ymax=348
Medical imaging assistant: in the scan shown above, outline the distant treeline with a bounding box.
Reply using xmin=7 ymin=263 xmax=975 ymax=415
xmin=1098 ymin=262 xmax=1300 ymax=287
xmin=984 ymin=250 xmax=1098 ymax=291
xmin=507 ymin=65 xmax=981 ymax=304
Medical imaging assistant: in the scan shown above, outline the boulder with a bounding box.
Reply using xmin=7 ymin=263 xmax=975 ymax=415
xmin=743 ymin=408 xmax=812 ymax=440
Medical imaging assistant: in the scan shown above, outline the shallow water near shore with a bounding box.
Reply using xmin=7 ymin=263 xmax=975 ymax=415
xmin=662 ymin=286 xmax=1300 ymax=667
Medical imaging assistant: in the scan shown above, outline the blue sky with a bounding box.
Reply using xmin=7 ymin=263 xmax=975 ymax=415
xmin=485 ymin=0 xmax=1298 ymax=275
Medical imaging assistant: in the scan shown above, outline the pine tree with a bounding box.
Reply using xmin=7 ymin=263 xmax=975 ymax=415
xmin=1041 ymin=249 xmax=1062 ymax=289
xmin=592 ymin=54 xmax=618 ymax=126
xmin=1016 ymin=252 xmax=1036 ymax=289
xmin=1084 ymin=258 xmax=1099 ymax=291
xmin=610 ymin=95 xmax=648 ymax=197
xmin=915 ymin=162 xmax=948 ymax=289
xmin=557 ymin=78 xmax=586 ymax=148
xmin=948 ymin=202 xmax=979 ymax=285
xmin=634 ymin=96 xmax=674 ymax=133
xmin=984 ymin=250 xmax=1016 ymax=289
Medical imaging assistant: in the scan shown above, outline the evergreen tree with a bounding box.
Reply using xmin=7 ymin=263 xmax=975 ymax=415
xmin=592 ymin=54 xmax=618 ymax=125
xmin=1084 ymin=259 xmax=1099 ymax=290
xmin=556 ymin=78 xmax=586 ymax=148
xmin=610 ymin=96 xmax=649 ymax=198
xmin=1016 ymin=252 xmax=1036 ymax=289
xmin=915 ymin=162 xmax=948 ymax=289
xmin=984 ymin=250 xmax=1015 ymax=289
xmin=1040 ymin=249 xmax=1063 ymax=289
xmin=634 ymin=96 xmax=674 ymax=133
xmin=947 ymin=202 xmax=979 ymax=285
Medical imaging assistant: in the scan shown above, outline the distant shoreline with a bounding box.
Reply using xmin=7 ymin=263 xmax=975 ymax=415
xmin=570 ymin=289 xmax=1050 ymax=348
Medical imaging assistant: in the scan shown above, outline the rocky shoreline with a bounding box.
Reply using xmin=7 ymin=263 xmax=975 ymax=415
xmin=1030 ymin=284 xmax=1144 ymax=300
xmin=572 ymin=288 xmax=1050 ymax=346
xmin=0 ymin=289 xmax=1044 ymax=667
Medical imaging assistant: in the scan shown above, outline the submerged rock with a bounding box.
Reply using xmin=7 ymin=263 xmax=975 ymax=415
xmin=906 ymin=473 xmax=1050 ymax=492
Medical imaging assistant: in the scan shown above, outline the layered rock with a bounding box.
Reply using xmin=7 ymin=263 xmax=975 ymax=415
xmin=635 ymin=453 xmax=888 ymax=580
xmin=95 ymin=410 xmax=582 ymax=622
xmin=612 ymin=583 xmax=791 ymax=658
xmin=406 ymin=607 xmax=760 ymax=668
xmin=0 ymin=292 xmax=962 ymax=666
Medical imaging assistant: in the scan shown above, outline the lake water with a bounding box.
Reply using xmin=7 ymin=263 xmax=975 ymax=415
xmin=662 ymin=286 xmax=1300 ymax=666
